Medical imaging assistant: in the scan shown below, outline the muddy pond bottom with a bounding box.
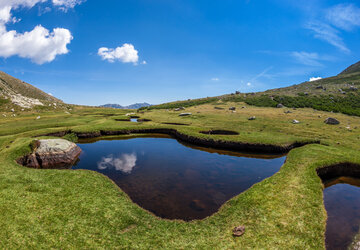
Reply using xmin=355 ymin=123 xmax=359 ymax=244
xmin=73 ymin=135 xmax=286 ymax=220
xmin=323 ymin=177 xmax=360 ymax=250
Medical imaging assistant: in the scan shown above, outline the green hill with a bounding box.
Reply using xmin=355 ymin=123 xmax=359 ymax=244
xmin=144 ymin=61 xmax=360 ymax=116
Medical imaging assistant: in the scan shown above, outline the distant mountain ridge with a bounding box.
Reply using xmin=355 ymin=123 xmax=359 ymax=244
xmin=100 ymin=102 xmax=151 ymax=109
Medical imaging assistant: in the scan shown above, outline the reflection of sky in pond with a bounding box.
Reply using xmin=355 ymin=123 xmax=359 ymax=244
xmin=97 ymin=153 xmax=137 ymax=174
xmin=74 ymin=137 xmax=286 ymax=220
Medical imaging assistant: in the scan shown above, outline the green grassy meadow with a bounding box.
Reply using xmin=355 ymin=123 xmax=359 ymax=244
xmin=0 ymin=103 xmax=360 ymax=248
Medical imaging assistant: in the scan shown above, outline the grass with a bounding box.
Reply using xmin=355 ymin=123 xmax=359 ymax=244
xmin=0 ymin=104 xmax=360 ymax=248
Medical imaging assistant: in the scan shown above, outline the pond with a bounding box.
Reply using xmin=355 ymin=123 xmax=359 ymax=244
xmin=323 ymin=176 xmax=360 ymax=250
xmin=72 ymin=135 xmax=286 ymax=221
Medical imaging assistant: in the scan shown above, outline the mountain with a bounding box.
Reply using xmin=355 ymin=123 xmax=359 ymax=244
xmin=144 ymin=61 xmax=360 ymax=116
xmin=339 ymin=61 xmax=360 ymax=75
xmin=0 ymin=71 xmax=63 ymax=110
xmin=100 ymin=102 xmax=152 ymax=109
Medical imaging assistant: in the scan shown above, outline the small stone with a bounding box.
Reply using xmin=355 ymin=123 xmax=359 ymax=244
xmin=276 ymin=103 xmax=284 ymax=108
xmin=233 ymin=226 xmax=245 ymax=237
xmin=11 ymin=108 xmax=15 ymax=112
xmin=292 ymin=119 xmax=300 ymax=124
xmin=248 ymin=116 xmax=256 ymax=120
xmin=179 ymin=113 xmax=192 ymax=117
xmin=229 ymin=107 xmax=236 ymax=111
xmin=36 ymin=116 xmax=41 ymax=119
xmin=284 ymin=110 xmax=292 ymax=114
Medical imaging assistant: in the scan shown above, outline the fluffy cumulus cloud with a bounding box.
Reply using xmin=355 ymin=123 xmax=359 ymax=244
xmin=98 ymin=44 xmax=139 ymax=64
xmin=309 ymin=77 xmax=322 ymax=82
xmin=0 ymin=0 xmax=83 ymax=64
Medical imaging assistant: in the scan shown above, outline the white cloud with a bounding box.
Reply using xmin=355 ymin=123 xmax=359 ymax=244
xmin=141 ymin=60 xmax=147 ymax=65
xmin=306 ymin=22 xmax=349 ymax=53
xmin=291 ymin=51 xmax=322 ymax=66
xmin=0 ymin=0 xmax=82 ymax=64
xmin=98 ymin=44 xmax=139 ymax=64
xmin=309 ymin=77 xmax=322 ymax=82
xmin=211 ymin=77 xmax=219 ymax=81
xmin=326 ymin=4 xmax=360 ymax=31
xmin=0 ymin=25 xmax=72 ymax=64
xmin=52 ymin=0 xmax=85 ymax=11
xmin=247 ymin=82 xmax=251 ymax=86
xmin=97 ymin=153 xmax=137 ymax=174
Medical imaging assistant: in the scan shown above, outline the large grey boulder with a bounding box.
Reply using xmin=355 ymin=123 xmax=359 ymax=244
xmin=277 ymin=103 xmax=284 ymax=108
xmin=18 ymin=139 xmax=82 ymax=169
xmin=324 ymin=117 xmax=340 ymax=125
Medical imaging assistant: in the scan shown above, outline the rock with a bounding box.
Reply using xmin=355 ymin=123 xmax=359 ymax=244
xmin=174 ymin=107 xmax=185 ymax=111
xmin=18 ymin=139 xmax=81 ymax=169
xmin=284 ymin=110 xmax=292 ymax=114
xmin=233 ymin=226 xmax=245 ymax=237
xmin=277 ymin=103 xmax=284 ymax=108
xmin=179 ymin=113 xmax=192 ymax=117
xmin=241 ymin=106 xmax=246 ymax=109
xmin=292 ymin=119 xmax=300 ymax=124
xmin=229 ymin=107 xmax=236 ymax=111
xmin=349 ymin=86 xmax=358 ymax=91
xmin=248 ymin=116 xmax=256 ymax=120
xmin=324 ymin=117 xmax=340 ymax=125
xmin=36 ymin=116 xmax=41 ymax=119
xmin=11 ymin=108 xmax=15 ymax=112
xmin=315 ymin=86 xmax=324 ymax=89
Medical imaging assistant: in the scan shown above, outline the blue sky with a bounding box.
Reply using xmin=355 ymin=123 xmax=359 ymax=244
xmin=0 ymin=0 xmax=359 ymax=105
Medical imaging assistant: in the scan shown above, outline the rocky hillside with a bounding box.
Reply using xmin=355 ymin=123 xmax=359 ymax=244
xmin=0 ymin=71 xmax=64 ymax=111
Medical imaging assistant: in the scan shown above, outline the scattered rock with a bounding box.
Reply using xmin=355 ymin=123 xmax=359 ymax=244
xmin=18 ymin=139 xmax=82 ymax=169
xmin=349 ymin=86 xmax=358 ymax=91
xmin=315 ymin=86 xmax=324 ymax=89
xmin=292 ymin=119 xmax=300 ymax=124
xmin=36 ymin=116 xmax=41 ymax=120
xmin=324 ymin=117 xmax=340 ymax=125
xmin=233 ymin=226 xmax=245 ymax=237
xmin=241 ymin=106 xmax=246 ymax=109
xmin=11 ymin=108 xmax=14 ymax=112
xmin=179 ymin=113 xmax=192 ymax=117
xmin=277 ymin=104 xmax=284 ymax=108
xmin=284 ymin=110 xmax=292 ymax=114
xmin=248 ymin=116 xmax=256 ymax=120
xmin=229 ymin=107 xmax=236 ymax=111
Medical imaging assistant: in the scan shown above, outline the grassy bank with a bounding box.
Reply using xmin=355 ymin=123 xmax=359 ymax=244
xmin=0 ymin=104 xmax=360 ymax=248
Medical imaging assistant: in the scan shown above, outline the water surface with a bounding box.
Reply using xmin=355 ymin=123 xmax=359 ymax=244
xmin=73 ymin=135 xmax=286 ymax=220
xmin=323 ymin=177 xmax=360 ymax=250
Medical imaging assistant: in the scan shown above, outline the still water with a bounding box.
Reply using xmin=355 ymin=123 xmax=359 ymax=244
xmin=73 ymin=135 xmax=286 ymax=220
xmin=323 ymin=177 xmax=360 ymax=250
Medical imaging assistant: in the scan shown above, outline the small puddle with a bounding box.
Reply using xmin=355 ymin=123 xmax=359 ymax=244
xmin=323 ymin=176 xmax=360 ymax=250
xmin=72 ymin=135 xmax=286 ymax=221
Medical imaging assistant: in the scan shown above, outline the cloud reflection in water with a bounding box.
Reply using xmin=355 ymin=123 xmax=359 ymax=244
xmin=97 ymin=153 xmax=137 ymax=174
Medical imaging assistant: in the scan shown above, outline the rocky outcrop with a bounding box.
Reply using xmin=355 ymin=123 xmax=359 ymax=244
xmin=18 ymin=139 xmax=81 ymax=169
xmin=324 ymin=117 xmax=340 ymax=125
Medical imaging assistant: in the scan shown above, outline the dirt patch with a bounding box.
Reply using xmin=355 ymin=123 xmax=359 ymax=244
xmin=115 ymin=119 xmax=131 ymax=121
xmin=138 ymin=119 xmax=152 ymax=122
xmin=199 ymin=130 xmax=239 ymax=135
xmin=317 ymin=162 xmax=360 ymax=181
xmin=40 ymin=128 xmax=319 ymax=154
xmin=162 ymin=122 xmax=190 ymax=126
